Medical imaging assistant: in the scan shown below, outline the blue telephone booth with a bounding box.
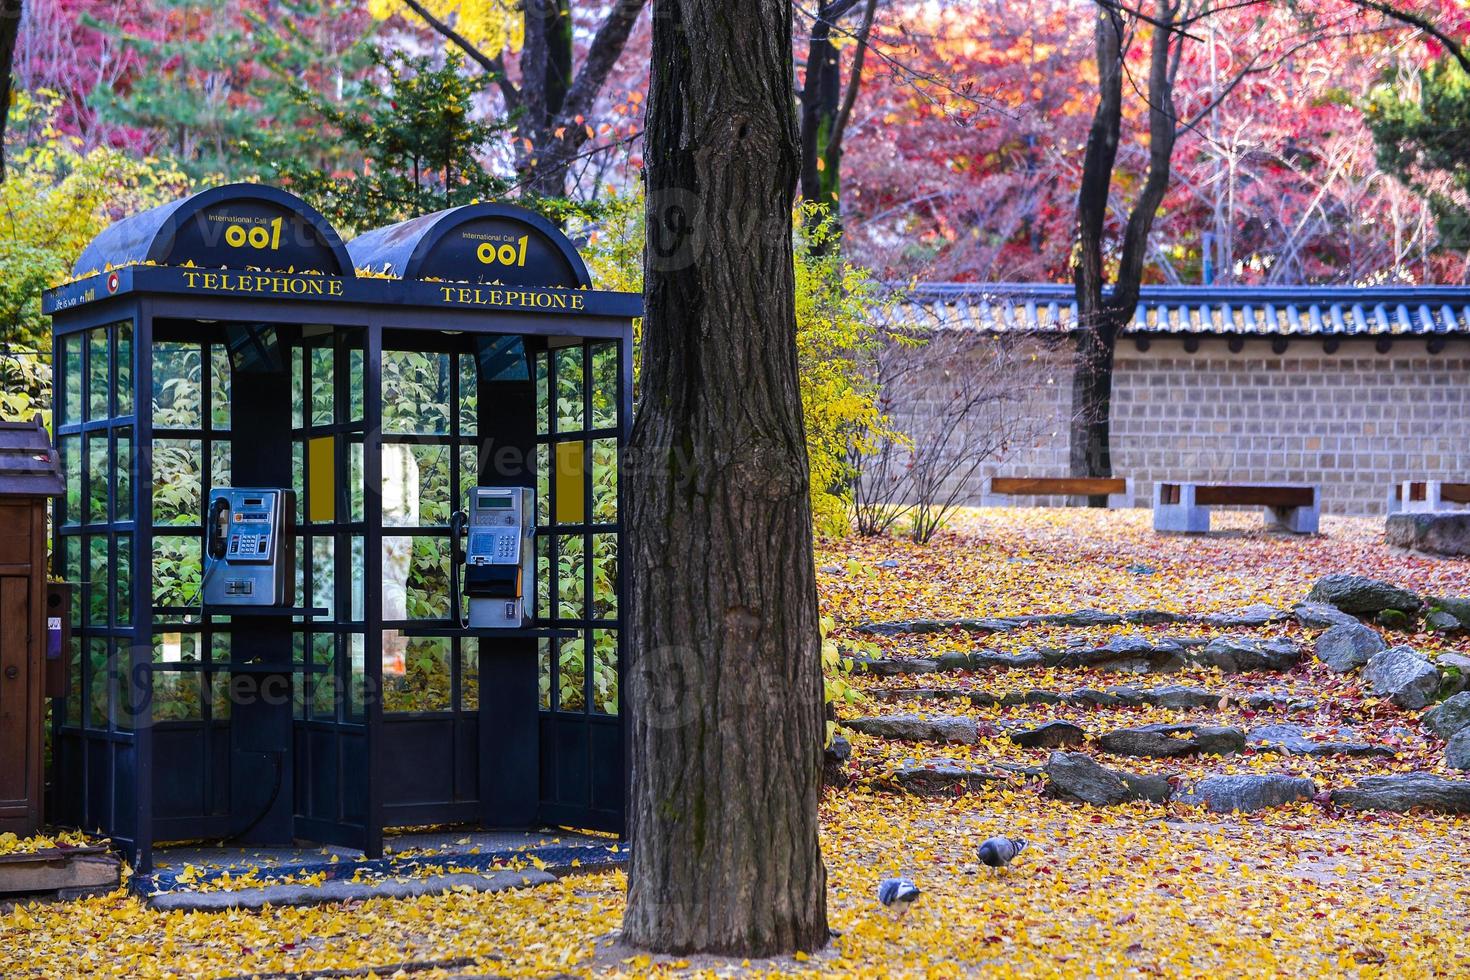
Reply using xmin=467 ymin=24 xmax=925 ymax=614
xmin=42 ymin=184 xmax=639 ymax=872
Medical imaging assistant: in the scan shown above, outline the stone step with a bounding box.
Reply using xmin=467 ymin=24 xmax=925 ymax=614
xmin=852 ymin=603 xmax=1291 ymax=636
xmin=868 ymin=683 xmax=1316 ymax=714
xmin=842 ymin=714 xmax=1393 ymax=760
xmin=850 ymin=634 xmax=1303 ymax=677
xmin=878 ymin=752 xmax=1470 ymax=816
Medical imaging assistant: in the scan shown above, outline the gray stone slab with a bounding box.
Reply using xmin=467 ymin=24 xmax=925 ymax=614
xmin=147 ymin=869 xmax=556 ymax=911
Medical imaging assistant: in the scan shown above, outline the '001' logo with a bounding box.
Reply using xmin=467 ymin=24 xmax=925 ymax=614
xmin=477 ymin=236 xmax=529 ymax=269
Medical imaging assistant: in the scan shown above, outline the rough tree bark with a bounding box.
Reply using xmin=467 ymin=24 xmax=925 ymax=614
xmin=1069 ymin=0 xmax=1179 ymax=497
xmin=623 ymin=0 xmax=829 ymax=956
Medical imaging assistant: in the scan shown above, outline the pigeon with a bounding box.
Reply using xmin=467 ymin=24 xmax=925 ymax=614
xmin=876 ymin=877 xmax=921 ymax=918
xmin=977 ymin=835 xmax=1027 ymax=870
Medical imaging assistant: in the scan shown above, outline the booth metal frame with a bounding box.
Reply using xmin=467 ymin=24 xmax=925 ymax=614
xmin=43 ymin=186 xmax=639 ymax=872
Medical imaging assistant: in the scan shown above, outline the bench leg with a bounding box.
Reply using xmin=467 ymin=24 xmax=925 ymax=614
xmin=1152 ymin=483 xmax=1209 ymax=533
xmin=1265 ymin=501 xmax=1319 ymax=534
xmin=1106 ymin=477 xmax=1136 ymax=510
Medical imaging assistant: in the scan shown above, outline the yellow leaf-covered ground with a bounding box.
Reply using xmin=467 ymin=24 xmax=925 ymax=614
xmin=3 ymin=507 xmax=1467 ymax=978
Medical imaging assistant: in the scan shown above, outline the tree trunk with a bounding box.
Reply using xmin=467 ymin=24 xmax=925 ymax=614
xmin=0 ymin=0 xmax=22 ymax=180
xmin=799 ymin=2 xmax=841 ymax=239
xmin=1068 ymin=320 xmax=1117 ymax=491
xmin=625 ymin=0 xmax=829 ymax=957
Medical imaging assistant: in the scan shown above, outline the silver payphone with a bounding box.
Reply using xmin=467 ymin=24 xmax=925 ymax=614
xmin=203 ymin=487 xmax=296 ymax=606
xmin=452 ymin=486 xmax=534 ymax=628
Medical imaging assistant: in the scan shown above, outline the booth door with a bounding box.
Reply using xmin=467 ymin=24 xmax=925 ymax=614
xmin=532 ymin=341 xmax=624 ymax=832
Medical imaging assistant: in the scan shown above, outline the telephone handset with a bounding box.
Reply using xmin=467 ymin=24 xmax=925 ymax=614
xmin=451 ymin=486 xmax=534 ymax=629
xmin=201 ymin=487 xmax=296 ymax=606
xmin=207 ymin=495 xmax=232 ymax=561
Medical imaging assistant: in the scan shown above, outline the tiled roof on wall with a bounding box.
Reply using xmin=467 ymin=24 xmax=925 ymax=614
xmin=891 ymin=283 xmax=1470 ymax=336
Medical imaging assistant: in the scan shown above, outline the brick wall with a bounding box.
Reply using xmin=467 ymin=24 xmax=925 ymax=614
xmin=901 ymin=336 xmax=1470 ymax=516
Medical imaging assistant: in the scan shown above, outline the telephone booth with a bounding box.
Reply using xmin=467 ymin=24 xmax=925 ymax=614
xmin=41 ymin=184 xmax=638 ymax=871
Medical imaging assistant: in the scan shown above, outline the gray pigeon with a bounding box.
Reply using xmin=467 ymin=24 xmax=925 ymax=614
xmin=876 ymin=877 xmax=921 ymax=918
xmin=978 ymin=835 xmax=1027 ymax=870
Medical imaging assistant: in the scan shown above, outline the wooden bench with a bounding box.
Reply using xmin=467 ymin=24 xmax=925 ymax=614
xmin=1388 ymin=480 xmax=1470 ymax=514
xmin=1153 ymin=481 xmax=1320 ymax=534
xmin=982 ymin=476 xmax=1134 ymax=509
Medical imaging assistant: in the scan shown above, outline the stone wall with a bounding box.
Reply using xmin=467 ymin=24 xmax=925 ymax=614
xmin=903 ymin=336 xmax=1470 ymax=516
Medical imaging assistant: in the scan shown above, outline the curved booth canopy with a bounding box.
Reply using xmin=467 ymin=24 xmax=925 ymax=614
xmin=348 ymin=202 xmax=590 ymax=288
xmin=71 ymin=183 xmax=353 ymax=278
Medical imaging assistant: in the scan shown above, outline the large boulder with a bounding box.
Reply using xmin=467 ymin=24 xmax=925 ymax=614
xmin=1043 ymin=751 xmax=1173 ymax=806
xmin=1176 ymin=774 xmax=1317 ymax=813
xmin=1307 ymin=574 xmax=1420 ymax=615
xmin=1292 ymin=601 xmax=1360 ymax=629
xmin=1363 ymin=646 xmax=1443 ymax=711
xmin=1423 ymin=692 xmax=1470 ymax=741
xmin=1385 ymin=511 xmax=1470 ymax=558
xmin=1097 ymin=723 xmax=1245 ymax=758
xmin=1198 ymin=636 xmax=1301 ymax=673
xmin=842 ymin=714 xmax=977 ymax=744
xmin=1006 ymin=720 xmax=1086 ymax=749
xmin=1332 ymin=774 xmax=1470 ymax=813
xmin=1446 ymin=731 xmax=1470 ymax=770
xmin=1313 ymin=622 xmax=1386 ymax=672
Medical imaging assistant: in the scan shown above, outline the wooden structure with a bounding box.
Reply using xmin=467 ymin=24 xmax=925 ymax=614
xmin=0 ymin=418 xmax=65 ymax=835
xmin=1154 ymin=481 xmax=1320 ymax=534
xmin=983 ymin=476 xmax=1133 ymax=509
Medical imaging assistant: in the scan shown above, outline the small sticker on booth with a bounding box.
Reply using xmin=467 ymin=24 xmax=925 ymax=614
xmin=106 ymin=272 xmax=120 ymax=293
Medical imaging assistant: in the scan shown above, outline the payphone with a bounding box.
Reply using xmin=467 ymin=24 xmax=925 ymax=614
xmin=202 ymin=488 xmax=296 ymax=606
xmin=452 ymin=486 xmax=534 ymax=629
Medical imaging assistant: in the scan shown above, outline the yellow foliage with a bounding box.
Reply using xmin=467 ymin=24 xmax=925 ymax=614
xmin=367 ymin=0 xmax=523 ymax=59
xmin=583 ymin=197 xmax=895 ymax=539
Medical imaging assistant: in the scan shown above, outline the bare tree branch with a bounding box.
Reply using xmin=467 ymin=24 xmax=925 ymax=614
xmin=400 ymin=0 xmax=520 ymax=111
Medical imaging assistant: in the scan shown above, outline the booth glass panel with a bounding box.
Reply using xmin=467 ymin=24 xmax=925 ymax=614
xmin=115 ymin=534 xmax=132 ymax=626
xmin=592 ymin=439 xmax=617 ymax=522
xmin=87 ymin=536 xmax=107 ymax=625
xmin=58 ymin=435 xmax=79 ymax=526
xmin=590 ymin=344 xmax=618 ymax=429
xmin=87 ymin=327 xmax=110 ymax=420
xmin=554 ymin=347 xmax=583 ymax=431
xmin=383 ymin=634 xmax=451 ymax=712
xmin=537 ymin=638 xmax=551 ymax=709
xmin=458 ymin=353 xmax=477 ymax=434
xmin=557 ymin=635 xmax=585 ymax=711
xmin=591 ymin=629 xmax=617 ymax=715
xmin=460 ymin=638 xmax=479 ymax=711
xmin=383 ymin=351 xmax=451 ymax=435
xmin=152 ymin=535 xmax=201 ymax=609
xmin=116 ymin=430 xmax=133 ymax=521
xmin=86 ymin=433 xmax=110 ymax=524
xmin=60 ymin=334 xmax=81 ymax=425
xmin=116 ymin=323 xmax=133 ymax=417
xmin=152 ymin=440 xmax=202 ymax=525
xmin=311 ymin=347 xmax=334 ymax=426
xmin=210 ymin=345 xmax=230 ymax=429
xmin=152 ymin=343 xmax=203 ymax=428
